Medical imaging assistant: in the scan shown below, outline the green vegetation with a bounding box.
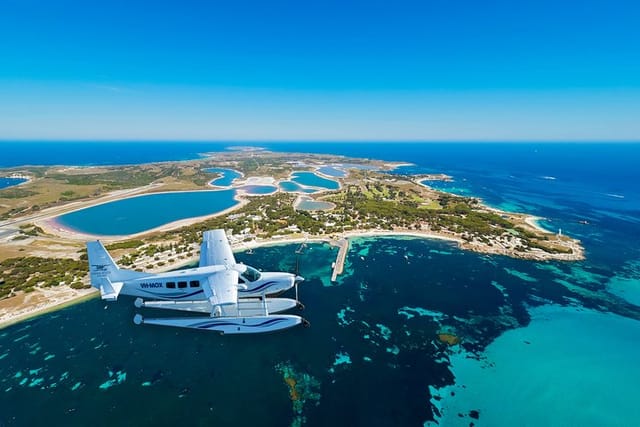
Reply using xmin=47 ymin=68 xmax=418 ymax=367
xmin=47 ymin=169 xmax=161 ymax=188
xmin=136 ymin=176 xmax=569 ymax=258
xmin=17 ymin=224 xmax=44 ymax=237
xmin=0 ymin=257 xmax=89 ymax=299
xmin=106 ymin=240 xmax=145 ymax=250
xmin=0 ymin=188 xmax=38 ymax=199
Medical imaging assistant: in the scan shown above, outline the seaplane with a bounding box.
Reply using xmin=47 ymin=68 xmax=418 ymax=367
xmin=87 ymin=229 xmax=307 ymax=334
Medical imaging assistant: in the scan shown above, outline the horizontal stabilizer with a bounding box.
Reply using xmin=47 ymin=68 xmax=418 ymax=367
xmin=99 ymin=279 xmax=123 ymax=301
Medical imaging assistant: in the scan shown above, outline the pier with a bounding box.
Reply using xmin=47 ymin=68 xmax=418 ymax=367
xmin=330 ymin=238 xmax=349 ymax=282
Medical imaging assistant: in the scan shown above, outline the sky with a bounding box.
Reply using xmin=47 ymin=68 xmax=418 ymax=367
xmin=1 ymin=0 xmax=639 ymax=141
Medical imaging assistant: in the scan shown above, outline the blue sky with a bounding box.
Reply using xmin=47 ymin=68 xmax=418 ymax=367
xmin=1 ymin=0 xmax=638 ymax=141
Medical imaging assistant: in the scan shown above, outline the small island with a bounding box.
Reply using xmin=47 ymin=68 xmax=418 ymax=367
xmin=0 ymin=149 xmax=584 ymax=327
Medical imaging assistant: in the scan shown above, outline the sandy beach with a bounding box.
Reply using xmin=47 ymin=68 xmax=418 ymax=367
xmin=0 ymin=286 xmax=98 ymax=329
xmin=524 ymin=215 xmax=552 ymax=233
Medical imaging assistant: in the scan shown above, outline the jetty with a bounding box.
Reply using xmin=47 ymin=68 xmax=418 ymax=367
xmin=330 ymin=238 xmax=349 ymax=282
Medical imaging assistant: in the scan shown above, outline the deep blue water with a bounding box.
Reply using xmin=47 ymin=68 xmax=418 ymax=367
xmin=203 ymin=168 xmax=242 ymax=187
xmin=2 ymin=142 xmax=640 ymax=426
xmin=0 ymin=177 xmax=27 ymax=190
xmin=0 ymin=142 xmax=231 ymax=167
xmin=56 ymin=190 xmax=238 ymax=235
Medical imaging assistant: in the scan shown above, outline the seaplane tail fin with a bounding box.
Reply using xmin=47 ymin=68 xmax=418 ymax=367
xmin=87 ymin=240 xmax=144 ymax=300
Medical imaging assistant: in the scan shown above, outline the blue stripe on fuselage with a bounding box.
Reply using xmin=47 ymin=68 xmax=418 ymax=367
xmin=238 ymin=281 xmax=278 ymax=294
xmin=138 ymin=289 xmax=204 ymax=300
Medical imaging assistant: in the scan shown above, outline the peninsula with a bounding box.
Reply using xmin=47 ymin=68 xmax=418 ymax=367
xmin=0 ymin=149 xmax=584 ymax=328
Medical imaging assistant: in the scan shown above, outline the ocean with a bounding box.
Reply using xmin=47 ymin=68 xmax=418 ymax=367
xmin=1 ymin=142 xmax=639 ymax=426
xmin=0 ymin=178 xmax=27 ymax=191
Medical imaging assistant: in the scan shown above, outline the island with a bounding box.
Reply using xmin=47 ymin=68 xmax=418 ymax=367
xmin=0 ymin=149 xmax=584 ymax=328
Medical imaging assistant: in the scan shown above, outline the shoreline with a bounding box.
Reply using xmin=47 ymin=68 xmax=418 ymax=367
xmin=36 ymin=192 xmax=250 ymax=242
xmin=0 ymin=175 xmax=33 ymax=189
xmin=0 ymin=286 xmax=98 ymax=330
xmin=0 ymin=226 xmax=582 ymax=330
xmin=523 ymin=215 xmax=551 ymax=234
xmin=0 ymin=230 xmax=460 ymax=330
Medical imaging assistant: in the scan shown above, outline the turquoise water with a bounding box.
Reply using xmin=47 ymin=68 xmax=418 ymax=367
xmin=239 ymin=185 xmax=278 ymax=195
xmin=290 ymin=172 xmax=340 ymax=190
xmin=606 ymin=260 xmax=640 ymax=306
xmin=204 ymin=168 xmax=242 ymax=187
xmin=316 ymin=166 xmax=347 ymax=178
xmin=433 ymin=305 xmax=640 ymax=427
xmin=56 ymin=190 xmax=238 ymax=235
xmin=279 ymin=181 xmax=318 ymax=194
xmin=0 ymin=177 xmax=27 ymax=190
xmin=421 ymin=179 xmax=472 ymax=196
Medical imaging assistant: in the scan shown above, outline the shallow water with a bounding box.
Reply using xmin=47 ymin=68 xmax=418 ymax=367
xmin=316 ymin=166 xmax=347 ymax=178
xmin=279 ymin=181 xmax=318 ymax=194
xmin=239 ymin=185 xmax=278 ymax=195
xmin=56 ymin=190 xmax=238 ymax=235
xmin=434 ymin=305 xmax=640 ymax=427
xmin=290 ymin=172 xmax=340 ymax=190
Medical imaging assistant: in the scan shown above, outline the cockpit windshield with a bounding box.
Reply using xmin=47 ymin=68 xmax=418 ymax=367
xmin=241 ymin=265 xmax=261 ymax=282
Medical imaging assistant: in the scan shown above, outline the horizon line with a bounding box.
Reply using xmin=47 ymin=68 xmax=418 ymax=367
xmin=1 ymin=139 xmax=639 ymax=144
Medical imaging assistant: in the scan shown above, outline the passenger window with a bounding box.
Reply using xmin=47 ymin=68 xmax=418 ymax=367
xmin=166 ymin=282 xmax=176 ymax=289
xmin=189 ymin=280 xmax=200 ymax=288
xmin=178 ymin=281 xmax=187 ymax=289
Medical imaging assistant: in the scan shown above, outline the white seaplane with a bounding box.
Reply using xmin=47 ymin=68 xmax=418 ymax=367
xmin=87 ymin=229 xmax=307 ymax=334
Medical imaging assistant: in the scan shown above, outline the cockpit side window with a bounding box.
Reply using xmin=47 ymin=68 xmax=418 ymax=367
xmin=241 ymin=266 xmax=261 ymax=282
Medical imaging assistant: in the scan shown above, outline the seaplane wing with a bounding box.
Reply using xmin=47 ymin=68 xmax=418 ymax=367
xmin=199 ymin=229 xmax=237 ymax=268
xmin=202 ymin=269 xmax=238 ymax=307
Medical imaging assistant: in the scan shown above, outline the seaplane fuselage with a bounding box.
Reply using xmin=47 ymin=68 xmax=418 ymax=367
xmin=103 ymin=265 xmax=297 ymax=301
